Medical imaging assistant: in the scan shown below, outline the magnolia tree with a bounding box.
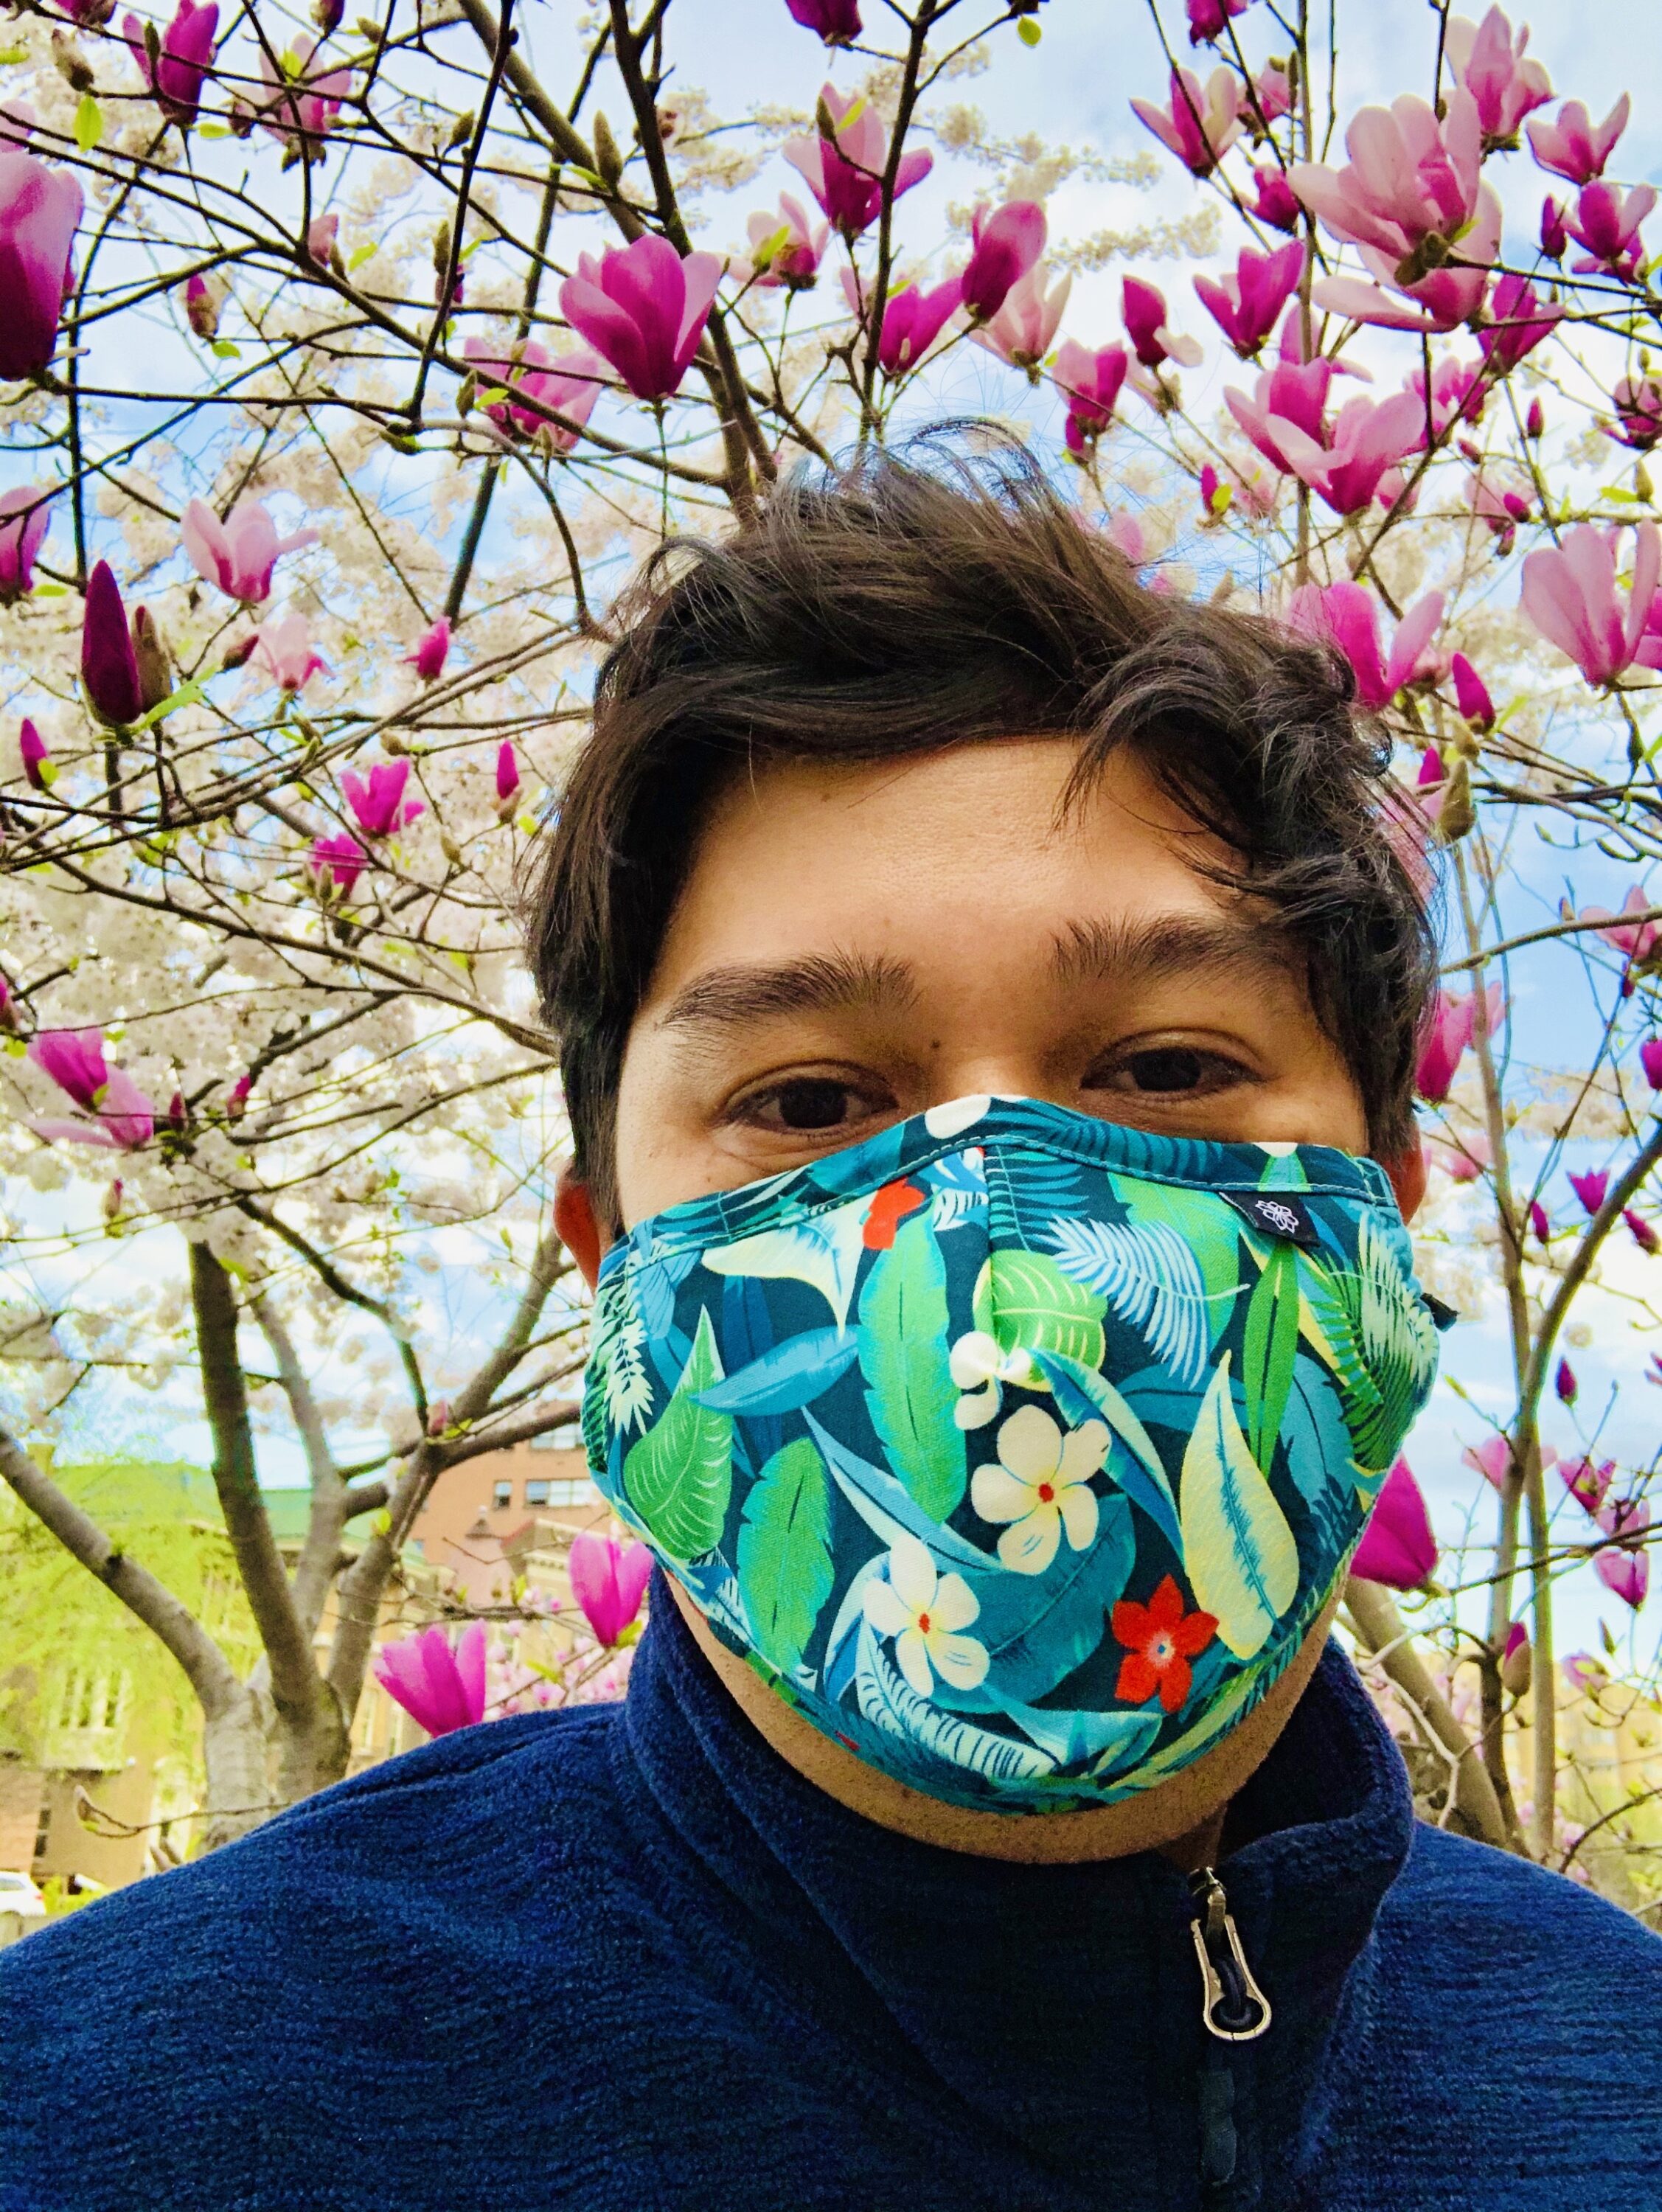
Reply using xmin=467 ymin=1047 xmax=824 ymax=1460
xmin=0 ymin=0 xmax=1660 ymax=1885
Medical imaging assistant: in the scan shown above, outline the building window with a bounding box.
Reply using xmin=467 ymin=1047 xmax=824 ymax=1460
xmin=525 ymin=1479 xmax=549 ymax=1509
xmin=529 ymin=1422 xmax=584 ymax=1451
xmin=549 ymin=1477 xmax=595 ymax=1506
xmin=491 ymin=1481 xmax=512 ymax=1510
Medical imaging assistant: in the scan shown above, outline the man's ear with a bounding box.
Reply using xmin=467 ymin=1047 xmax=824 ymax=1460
xmin=554 ymin=1165 xmax=605 ymax=1290
xmin=1380 ymin=1141 xmax=1428 ymax=1224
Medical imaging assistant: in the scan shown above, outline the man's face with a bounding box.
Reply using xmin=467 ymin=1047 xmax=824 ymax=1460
xmin=605 ymin=737 xmax=1374 ymax=1235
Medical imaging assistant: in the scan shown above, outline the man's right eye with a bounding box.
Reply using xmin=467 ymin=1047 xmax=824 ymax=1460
xmin=771 ymin=1077 xmax=861 ymax=1130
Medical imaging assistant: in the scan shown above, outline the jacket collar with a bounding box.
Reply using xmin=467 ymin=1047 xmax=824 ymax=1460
xmin=619 ymin=1575 xmax=1413 ymax=2208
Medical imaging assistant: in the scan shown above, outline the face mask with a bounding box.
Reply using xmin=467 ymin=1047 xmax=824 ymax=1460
xmin=584 ymin=1096 xmax=1442 ymax=1814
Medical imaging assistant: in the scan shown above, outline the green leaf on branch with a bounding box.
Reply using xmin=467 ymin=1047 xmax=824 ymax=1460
xmin=74 ymin=95 xmax=102 ymax=153
xmin=1018 ymin=16 xmax=1042 ymax=43
xmin=347 ymin=243 xmax=375 ymax=271
xmin=132 ymin=679 xmax=206 ymax=732
xmin=210 ymin=339 xmax=241 ymax=358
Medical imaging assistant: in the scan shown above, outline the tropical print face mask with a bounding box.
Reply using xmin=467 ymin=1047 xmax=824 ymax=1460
xmin=583 ymin=1096 xmax=1441 ymax=1814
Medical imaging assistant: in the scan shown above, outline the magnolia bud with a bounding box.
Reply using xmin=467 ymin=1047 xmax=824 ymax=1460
xmin=439 ymin=830 xmax=463 ymax=866
xmin=102 ymin=1178 xmax=124 ymax=1222
xmin=431 ymin=221 xmax=451 ymax=276
xmin=446 ymin=108 xmax=475 ymax=149
xmin=131 ymin=605 xmax=173 ymax=716
xmin=591 ymin=111 xmax=625 ymax=188
xmin=52 ymin=33 xmax=95 ymax=93
xmin=1501 ymin=1627 xmax=1532 ymax=1699
xmin=220 ymin=633 xmax=257 ymax=672
xmin=1434 ymin=756 xmax=1475 ymax=843
xmin=426 ymin=1397 xmax=453 ymax=1438
xmin=183 ymin=271 xmax=222 ymax=341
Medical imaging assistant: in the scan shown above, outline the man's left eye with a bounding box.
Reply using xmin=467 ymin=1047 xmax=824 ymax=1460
xmin=1088 ymin=1047 xmax=1248 ymax=1096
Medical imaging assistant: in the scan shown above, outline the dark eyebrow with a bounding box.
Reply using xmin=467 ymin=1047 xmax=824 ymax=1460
xmin=1051 ymin=913 xmax=1298 ymax=990
xmin=654 ymin=950 xmax=919 ymax=1030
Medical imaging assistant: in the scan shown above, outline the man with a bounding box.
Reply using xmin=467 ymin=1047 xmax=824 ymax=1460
xmin=6 ymin=442 xmax=1661 ymax=2211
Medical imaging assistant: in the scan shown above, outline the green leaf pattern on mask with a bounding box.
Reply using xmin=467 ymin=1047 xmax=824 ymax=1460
xmin=1180 ymin=1355 xmax=1300 ymax=1661
xmin=737 ymin=1436 xmax=835 ymax=1674
xmin=623 ymin=1307 xmax=734 ymax=1562
xmin=971 ymin=1247 xmax=1106 ymax=1388
xmin=858 ymin=1211 xmax=965 ymax=1520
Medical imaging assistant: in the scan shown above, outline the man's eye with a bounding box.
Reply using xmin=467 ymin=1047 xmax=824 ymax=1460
xmin=742 ymin=1077 xmax=875 ymax=1131
xmin=1087 ymin=1046 xmax=1248 ymax=1096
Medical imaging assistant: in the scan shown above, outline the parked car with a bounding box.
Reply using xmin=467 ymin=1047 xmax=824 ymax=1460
xmin=0 ymin=1868 xmax=47 ymax=1946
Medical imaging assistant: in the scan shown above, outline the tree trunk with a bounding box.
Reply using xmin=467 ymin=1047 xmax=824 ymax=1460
xmin=200 ymin=1682 xmax=273 ymax=1851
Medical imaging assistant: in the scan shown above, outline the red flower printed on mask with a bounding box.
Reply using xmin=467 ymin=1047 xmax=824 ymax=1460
xmin=1113 ymin=1575 xmax=1218 ymax=1714
xmin=863 ymin=1179 xmax=926 ymax=1250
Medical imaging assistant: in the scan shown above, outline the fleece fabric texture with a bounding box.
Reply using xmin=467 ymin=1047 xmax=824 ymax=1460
xmin=4 ymin=1579 xmax=1661 ymax=2212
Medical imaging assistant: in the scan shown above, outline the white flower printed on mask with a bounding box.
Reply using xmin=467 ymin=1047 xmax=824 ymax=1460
xmin=862 ymin=1532 xmax=989 ymax=1697
xmin=948 ymin=1328 xmax=1032 ymax=1428
xmin=970 ymin=1405 xmax=1108 ymax=1576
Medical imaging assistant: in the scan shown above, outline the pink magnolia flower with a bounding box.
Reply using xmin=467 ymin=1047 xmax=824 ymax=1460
xmin=960 ymin=201 xmax=1045 ymax=323
xmin=1352 ymin=1457 xmax=1438 ymax=1590
xmin=251 ymin=613 xmax=327 ymax=693
xmin=305 ymin=212 xmax=338 ymax=268
xmin=18 ymin=718 xmax=52 ymax=790
xmin=1609 ymin=377 xmax=1662 ymax=451
xmin=1568 ymin=1167 xmax=1608 ymax=1215
xmin=1594 ymin=1495 xmax=1650 ymax=1610
xmin=1291 ymin=88 xmax=1484 ymax=262
xmin=307 ymin=832 xmax=366 ymax=897
xmin=1426 ymin=1130 xmax=1489 ymax=1183
xmin=1254 ymin=61 xmax=1293 ymax=125
xmin=1563 ymin=1652 xmax=1606 ymax=1695
xmin=1475 ymin=272 xmax=1562 ymax=378
xmin=0 ymin=150 xmax=83 ymax=381
xmin=1578 ymin=886 xmax=1661 ymax=965
xmin=124 ymin=0 xmax=218 ymax=128
xmin=255 ymin=38 xmax=350 ymax=159
xmin=1540 ymin=195 xmax=1568 ymax=260
xmin=1641 ymin=1038 xmax=1662 ymax=1089
xmin=569 ymin=1530 xmax=653 ymax=1645
xmin=559 ymin=236 xmax=721 ymax=403
xmin=1122 ymin=276 xmax=1202 ymax=371
xmin=182 ymin=497 xmax=316 ymax=604
xmin=1530 ymin=1199 xmax=1550 ymax=1240
xmin=1451 ymin=652 xmax=1495 ymax=729
xmin=1265 ymin=389 xmax=1422 ymax=517
xmin=1248 ymin=164 xmax=1301 ymax=233
xmin=1287 ymin=580 xmax=1444 ymax=710
xmin=1404 ymin=353 xmax=1484 ymax=440
xmin=27 ymin=1029 xmax=156 ymax=1149
xmin=1562 ymin=1455 xmax=1613 ymax=1513
xmin=494 ymin=740 xmax=521 ymax=818
xmin=1193 ymin=238 xmax=1304 ymax=358
xmin=1555 ymin=1355 xmax=1578 ymax=1405
xmin=0 ymin=485 xmax=50 ymax=600
xmin=1521 ymin=524 xmax=1661 ymax=687
xmin=404 ymin=617 xmax=449 ymax=682
xmin=1563 ymin=181 xmax=1655 ymax=282
xmin=783 ymin=83 xmax=932 ymax=237
xmin=1466 ymin=461 xmax=1532 ymax=553
xmin=463 ymin=339 xmax=604 ymax=448
xmin=1443 ymin=7 xmax=1551 ymax=148
xmin=1526 ymin=395 xmax=1545 ymax=439
xmin=1131 ymin=66 xmax=1242 ymax=176
xmin=182 ymin=270 xmax=220 ymax=338
xmin=1223 ymin=318 xmax=1342 ymax=475
xmin=1197 ymin=459 xmax=1274 ymax=521
xmin=842 ymin=269 xmax=962 ymax=377
xmin=1186 ymin=0 xmax=1249 ymax=42
xmin=81 ymin=562 xmax=144 ymax=728
xmin=1625 ymin=1208 xmax=1659 ymax=1255
xmin=374 ymin=1620 xmax=487 ymax=1736
xmin=1463 ymin=1435 xmax=1513 ymax=1491
xmin=1415 ymin=988 xmax=1478 ymax=1100
xmin=1526 ymin=94 xmax=1630 ymax=184
xmin=341 ymin=757 xmax=423 ymax=837
xmin=743 ymin=195 xmax=827 ymax=290
xmin=785 ymin=0 xmax=860 ymax=44
xmin=1051 ymin=340 xmax=1130 ymax=454
xmin=1501 ymin=1618 xmax=1532 ymax=1696
xmin=970 ymin=265 xmax=1071 ymax=377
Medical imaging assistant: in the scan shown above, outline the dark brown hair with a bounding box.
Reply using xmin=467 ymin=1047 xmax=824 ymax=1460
xmin=529 ymin=434 xmax=1437 ymax=1224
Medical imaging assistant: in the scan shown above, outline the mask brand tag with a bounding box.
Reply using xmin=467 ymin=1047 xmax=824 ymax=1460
xmin=1220 ymin=1189 xmax=1321 ymax=1248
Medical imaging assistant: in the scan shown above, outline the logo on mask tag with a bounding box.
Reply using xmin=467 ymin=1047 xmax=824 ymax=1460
xmin=1221 ymin=1190 xmax=1321 ymax=1247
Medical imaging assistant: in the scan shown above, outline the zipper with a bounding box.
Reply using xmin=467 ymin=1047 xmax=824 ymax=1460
xmin=1188 ymin=1866 xmax=1272 ymax=2042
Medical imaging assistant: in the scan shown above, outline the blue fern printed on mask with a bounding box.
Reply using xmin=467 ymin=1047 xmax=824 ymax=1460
xmin=586 ymin=1097 xmax=1439 ymax=1814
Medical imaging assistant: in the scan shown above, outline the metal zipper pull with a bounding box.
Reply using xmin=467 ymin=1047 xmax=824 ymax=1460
xmin=1188 ymin=1867 xmax=1272 ymax=2042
